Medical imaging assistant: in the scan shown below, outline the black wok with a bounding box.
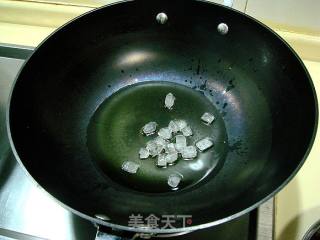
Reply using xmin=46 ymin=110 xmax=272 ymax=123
xmin=7 ymin=0 xmax=318 ymax=235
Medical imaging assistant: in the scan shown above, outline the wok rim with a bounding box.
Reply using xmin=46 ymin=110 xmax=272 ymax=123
xmin=6 ymin=0 xmax=318 ymax=234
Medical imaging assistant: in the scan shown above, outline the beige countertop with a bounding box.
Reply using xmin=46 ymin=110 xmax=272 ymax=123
xmin=0 ymin=1 xmax=319 ymax=239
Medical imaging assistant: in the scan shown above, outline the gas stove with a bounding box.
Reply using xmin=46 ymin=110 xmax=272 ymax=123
xmin=0 ymin=43 xmax=274 ymax=240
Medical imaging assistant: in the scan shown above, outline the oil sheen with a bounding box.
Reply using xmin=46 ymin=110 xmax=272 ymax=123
xmin=87 ymin=81 xmax=228 ymax=193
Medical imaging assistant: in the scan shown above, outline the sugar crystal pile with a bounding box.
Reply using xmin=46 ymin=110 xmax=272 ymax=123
xmin=121 ymin=92 xmax=216 ymax=189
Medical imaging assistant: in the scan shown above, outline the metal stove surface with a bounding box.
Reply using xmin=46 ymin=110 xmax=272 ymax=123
xmin=0 ymin=44 xmax=272 ymax=240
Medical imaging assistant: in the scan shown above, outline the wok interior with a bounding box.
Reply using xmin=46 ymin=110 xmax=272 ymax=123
xmin=9 ymin=0 xmax=316 ymax=230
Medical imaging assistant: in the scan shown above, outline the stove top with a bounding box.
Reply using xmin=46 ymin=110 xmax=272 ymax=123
xmin=0 ymin=44 xmax=273 ymax=240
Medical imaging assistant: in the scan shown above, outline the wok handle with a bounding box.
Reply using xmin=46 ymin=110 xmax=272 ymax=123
xmin=95 ymin=231 xmax=125 ymax=240
xmin=94 ymin=225 xmax=192 ymax=239
xmin=94 ymin=226 xmax=153 ymax=240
